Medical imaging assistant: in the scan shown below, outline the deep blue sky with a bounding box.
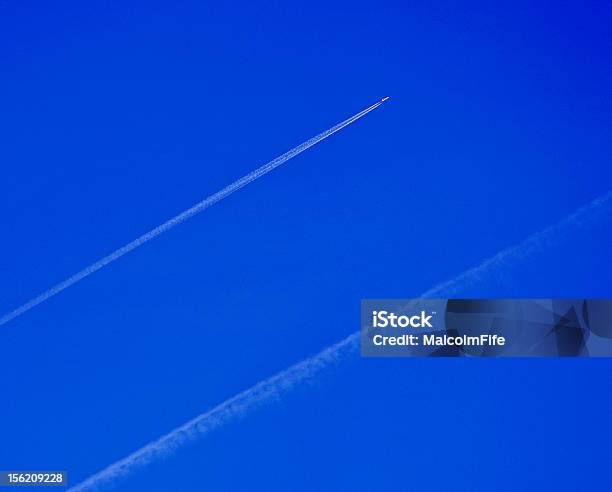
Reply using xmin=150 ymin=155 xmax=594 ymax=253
xmin=1 ymin=1 xmax=611 ymax=490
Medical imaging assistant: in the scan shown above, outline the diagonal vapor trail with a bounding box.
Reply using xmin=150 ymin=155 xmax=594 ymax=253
xmin=0 ymin=98 xmax=388 ymax=327
xmin=68 ymin=190 xmax=612 ymax=492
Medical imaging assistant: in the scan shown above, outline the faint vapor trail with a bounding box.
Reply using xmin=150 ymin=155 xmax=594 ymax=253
xmin=68 ymin=334 xmax=358 ymax=492
xmin=0 ymin=98 xmax=388 ymax=327
xmin=69 ymin=190 xmax=612 ymax=492
xmin=420 ymin=190 xmax=612 ymax=297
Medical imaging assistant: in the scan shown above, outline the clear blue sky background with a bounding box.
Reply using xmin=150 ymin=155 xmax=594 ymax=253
xmin=1 ymin=1 xmax=611 ymax=490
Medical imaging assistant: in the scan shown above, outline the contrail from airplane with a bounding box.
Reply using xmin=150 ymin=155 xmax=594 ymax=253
xmin=419 ymin=189 xmax=612 ymax=298
xmin=68 ymin=190 xmax=612 ymax=492
xmin=0 ymin=98 xmax=389 ymax=327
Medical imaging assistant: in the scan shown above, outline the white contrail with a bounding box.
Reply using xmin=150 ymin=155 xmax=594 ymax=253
xmin=420 ymin=189 xmax=612 ymax=298
xmin=68 ymin=190 xmax=612 ymax=491
xmin=0 ymin=98 xmax=388 ymax=327
xmin=68 ymin=334 xmax=358 ymax=492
